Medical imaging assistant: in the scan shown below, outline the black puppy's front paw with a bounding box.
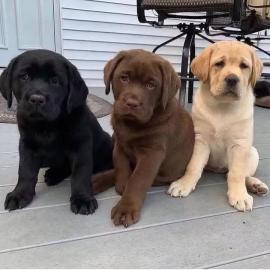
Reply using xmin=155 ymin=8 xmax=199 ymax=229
xmin=70 ymin=195 xmax=98 ymax=215
xmin=4 ymin=190 xmax=35 ymax=211
xmin=44 ymin=168 xmax=70 ymax=186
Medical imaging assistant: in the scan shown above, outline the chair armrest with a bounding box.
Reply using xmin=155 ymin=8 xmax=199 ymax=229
xmin=137 ymin=0 xmax=147 ymax=23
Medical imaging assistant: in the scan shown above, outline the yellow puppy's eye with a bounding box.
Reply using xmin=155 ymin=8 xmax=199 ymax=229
xmin=120 ymin=74 xmax=129 ymax=83
xmin=240 ymin=63 xmax=249 ymax=69
xmin=214 ymin=61 xmax=224 ymax=68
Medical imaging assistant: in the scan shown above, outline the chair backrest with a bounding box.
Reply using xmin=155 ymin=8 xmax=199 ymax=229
xmin=248 ymin=0 xmax=270 ymax=19
xmin=210 ymin=0 xmax=270 ymax=34
xmin=137 ymin=0 xmax=270 ymax=36
xmin=137 ymin=0 xmax=237 ymax=26
xmin=207 ymin=1 xmax=246 ymax=28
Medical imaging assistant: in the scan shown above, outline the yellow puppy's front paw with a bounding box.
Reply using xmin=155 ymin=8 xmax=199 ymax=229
xmin=227 ymin=190 xmax=253 ymax=212
xmin=167 ymin=178 xmax=196 ymax=197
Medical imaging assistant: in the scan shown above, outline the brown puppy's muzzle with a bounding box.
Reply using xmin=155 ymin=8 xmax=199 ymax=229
xmin=124 ymin=96 xmax=142 ymax=111
xmin=119 ymin=93 xmax=144 ymax=117
xmin=115 ymin=91 xmax=152 ymax=123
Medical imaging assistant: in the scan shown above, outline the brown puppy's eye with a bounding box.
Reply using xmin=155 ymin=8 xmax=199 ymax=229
xmin=214 ymin=61 xmax=224 ymax=68
xmin=21 ymin=73 xmax=29 ymax=81
xmin=146 ymin=82 xmax=155 ymax=90
xmin=240 ymin=63 xmax=249 ymax=69
xmin=51 ymin=77 xmax=59 ymax=85
xmin=120 ymin=75 xmax=129 ymax=83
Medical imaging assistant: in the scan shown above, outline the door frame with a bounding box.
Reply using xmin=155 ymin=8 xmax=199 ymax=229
xmin=53 ymin=0 xmax=62 ymax=54
xmin=0 ymin=0 xmax=62 ymax=67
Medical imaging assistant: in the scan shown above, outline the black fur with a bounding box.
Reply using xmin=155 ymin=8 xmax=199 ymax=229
xmin=0 ymin=49 xmax=113 ymax=214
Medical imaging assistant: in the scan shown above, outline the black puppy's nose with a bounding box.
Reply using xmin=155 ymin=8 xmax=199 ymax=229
xmin=29 ymin=94 xmax=46 ymax=106
xmin=225 ymin=75 xmax=239 ymax=87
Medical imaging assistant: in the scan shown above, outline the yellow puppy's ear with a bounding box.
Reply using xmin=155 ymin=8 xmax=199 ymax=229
xmin=250 ymin=49 xmax=263 ymax=88
xmin=104 ymin=51 xmax=127 ymax=95
xmin=191 ymin=46 xmax=213 ymax=82
xmin=159 ymin=59 xmax=180 ymax=109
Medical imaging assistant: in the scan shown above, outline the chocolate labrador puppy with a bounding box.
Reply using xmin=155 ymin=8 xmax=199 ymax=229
xmin=94 ymin=49 xmax=194 ymax=227
xmin=0 ymin=50 xmax=112 ymax=215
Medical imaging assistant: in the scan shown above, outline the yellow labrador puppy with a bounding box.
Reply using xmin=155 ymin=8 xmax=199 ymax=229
xmin=168 ymin=41 xmax=269 ymax=211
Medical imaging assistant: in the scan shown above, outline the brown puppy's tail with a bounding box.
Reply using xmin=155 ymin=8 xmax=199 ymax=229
xmin=92 ymin=169 xmax=115 ymax=194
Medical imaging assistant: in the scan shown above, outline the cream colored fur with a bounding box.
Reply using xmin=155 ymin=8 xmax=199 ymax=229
xmin=168 ymin=41 xmax=269 ymax=211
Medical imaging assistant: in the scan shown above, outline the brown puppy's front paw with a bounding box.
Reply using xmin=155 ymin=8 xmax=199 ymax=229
xmin=111 ymin=199 xmax=140 ymax=227
xmin=115 ymin=181 xmax=126 ymax=195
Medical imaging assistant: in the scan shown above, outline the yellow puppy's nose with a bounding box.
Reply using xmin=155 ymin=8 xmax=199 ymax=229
xmin=225 ymin=75 xmax=239 ymax=87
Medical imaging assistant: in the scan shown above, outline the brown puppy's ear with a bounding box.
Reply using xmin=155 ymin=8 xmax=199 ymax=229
xmin=0 ymin=58 xmax=17 ymax=108
xmin=159 ymin=59 xmax=180 ymax=109
xmin=104 ymin=51 xmax=127 ymax=95
xmin=191 ymin=46 xmax=213 ymax=82
xmin=250 ymin=49 xmax=263 ymax=88
xmin=66 ymin=62 xmax=88 ymax=113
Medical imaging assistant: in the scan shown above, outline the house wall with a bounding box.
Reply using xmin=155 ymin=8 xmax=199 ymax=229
xmin=60 ymin=0 xmax=270 ymax=88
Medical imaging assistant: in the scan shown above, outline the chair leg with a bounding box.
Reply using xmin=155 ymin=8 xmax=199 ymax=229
xmin=240 ymin=37 xmax=270 ymax=57
xmin=179 ymin=31 xmax=194 ymax=105
xmin=248 ymin=43 xmax=270 ymax=57
xmin=152 ymin=32 xmax=186 ymax=53
xmin=188 ymin=36 xmax=195 ymax=103
xmin=196 ymin=32 xmax=215 ymax=44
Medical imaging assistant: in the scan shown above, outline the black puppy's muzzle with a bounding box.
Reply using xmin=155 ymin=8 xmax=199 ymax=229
xmin=21 ymin=90 xmax=49 ymax=118
xmin=28 ymin=94 xmax=46 ymax=106
xmin=25 ymin=89 xmax=48 ymax=109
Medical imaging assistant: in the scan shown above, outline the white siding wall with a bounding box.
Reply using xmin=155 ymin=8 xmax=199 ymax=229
xmin=60 ymin=0 xmax=270 ymax=88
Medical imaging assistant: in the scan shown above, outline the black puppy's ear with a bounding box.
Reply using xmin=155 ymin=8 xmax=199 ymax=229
xmin=67 ymin=62 xmax=88 ymax=113
xmin=0 ymin=58 xmax=17 ymax=108
xmin=159 ymin=59 xmax=180 ymax=109
xmin=104 ymin=51 xmax=127 ymax=95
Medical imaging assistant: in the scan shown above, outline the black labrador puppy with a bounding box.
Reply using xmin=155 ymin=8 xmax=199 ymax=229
xmin=0 ymin=49 xmax=113 ymax=215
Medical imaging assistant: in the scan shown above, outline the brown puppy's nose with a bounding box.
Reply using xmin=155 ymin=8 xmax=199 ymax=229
xmin=225 ymin=75 xmax=239 ymax=87
xmin=125 ymin=97 xmax=140 ymax=109
xmin=29 ymin=94 xmax=46 ymax=106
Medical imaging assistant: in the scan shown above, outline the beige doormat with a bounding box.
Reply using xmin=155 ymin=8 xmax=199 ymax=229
xmin=0 ymin=94 xmax=112 ymax=124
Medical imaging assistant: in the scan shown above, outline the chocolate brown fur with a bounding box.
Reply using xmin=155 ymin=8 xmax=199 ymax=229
xmin=93 ymin=49 xmax=194 ymax=227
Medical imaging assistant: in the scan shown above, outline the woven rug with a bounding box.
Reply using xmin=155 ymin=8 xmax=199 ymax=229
xmin=0 ymin=94 xmax=112 ymax=124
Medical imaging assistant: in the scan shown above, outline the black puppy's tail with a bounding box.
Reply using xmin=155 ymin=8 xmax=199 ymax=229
xmin=92 ymin=169 xmax=115 ymax=194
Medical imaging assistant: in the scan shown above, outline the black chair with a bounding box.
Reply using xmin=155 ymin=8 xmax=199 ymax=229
xmin=208 ymin=1 xmax=270 ymax=80
xmin=137 ymin=0 xmax=270 ymax=104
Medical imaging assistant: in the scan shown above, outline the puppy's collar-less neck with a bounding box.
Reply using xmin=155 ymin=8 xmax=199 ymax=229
xmin=113 ymin=99 xmax=177 ymax=130
xmin=199 ymin=83 xmax=254 ymax=111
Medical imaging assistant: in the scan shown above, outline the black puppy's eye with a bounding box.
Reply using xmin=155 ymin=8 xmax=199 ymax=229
xmin=120 ymin=75 xmax=129 ymax=83
xmin=146 ymin=82 xmax=155 ymax=90
xmin=21 ymin=73 xmax=29 ymax=81
xmin=50 ymin=77 xmax=59 ymax=85
xmin=240 ymin=62 xmax=249 ymax=69
xmin=214 ymin=61 xmax=224 ymax=68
